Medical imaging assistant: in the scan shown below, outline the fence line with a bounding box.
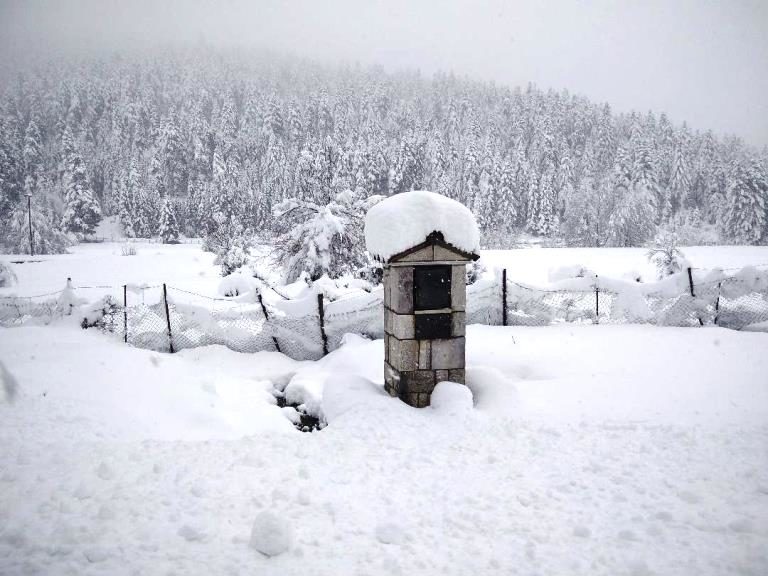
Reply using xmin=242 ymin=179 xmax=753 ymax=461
xmin=2 ymin=266 xmax=767 ymax=358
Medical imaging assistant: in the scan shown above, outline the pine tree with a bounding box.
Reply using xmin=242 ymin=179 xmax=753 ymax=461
xmin=724 ymin=159 xmax=767 ymax=244
xmin=61 ymin=128 xmax=102 ymax=237
xmin=158 ymin=196 xmax=180 ymax=244
xmin=5 ymin=187 xmax=70 ymax=254
xmin=23 ymin=120 xmax=43 ymax=186
xmin=668 ymin=137 xmax=691 ymax=219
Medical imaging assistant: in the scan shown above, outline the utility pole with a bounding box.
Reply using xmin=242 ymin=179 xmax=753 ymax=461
xmin=25 ymin=192 xmax=34 ymax=256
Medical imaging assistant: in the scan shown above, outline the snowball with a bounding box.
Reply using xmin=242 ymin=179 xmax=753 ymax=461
xmin=178 ymin=524 xmax=206 ymax=542
xmin=364 ymin=191 xmax=479 ymax=261
xmin=249 ymin=511 xmax=293 ymax=557
xmin=375 ymin=521 xmax=405 ymax=545
xmin=430 ymin=381 xmax=473 ymax=414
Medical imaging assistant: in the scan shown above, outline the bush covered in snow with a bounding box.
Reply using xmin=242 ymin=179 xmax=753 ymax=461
xmin=80 ymin=295 xmax=122 ymax=332
xmin=273 ymin=189 xmax=378 ymax=283
xmin=0 ymin=261 xmax=17 ymax=287
xmin=647 ymin=232 xmax=688 ymax=279
xmin=466 ymin=258 xmax=486 ymax=286
xmin=220 ymin=242 xmax=250 ymax=277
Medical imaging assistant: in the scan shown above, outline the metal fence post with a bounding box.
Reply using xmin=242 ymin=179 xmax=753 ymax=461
xmin=594 ymin=275 xmax=600 ymax=324
xmin=162 ymin=284 xmax=175 ymax=353
xmin=257 ymin=290 xmax=281 ymax=353
xmin=714 ymin=281 xmax=722 ymax=326
xmin=687 ymin=267 xmax=696 ymax=297
xmin=123 ymin=284 xmax=128 ymax=343
xmin=502 ymin=268 xmax=508 ymax=326
xmin=317 ymin=293 xmax=329 ymax=356
xmin=687 ymin=267 xmax=704 ymax=326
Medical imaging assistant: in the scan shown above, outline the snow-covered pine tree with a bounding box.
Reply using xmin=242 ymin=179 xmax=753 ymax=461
xmin=23 ymin=120 xmax=43 ymax=186
xmin=667 ymin=135 xmax=691 ymax=219
xmin=61 ymin=128 xmax=102 ymax=237
xmin=272 ymin=189 xmax=375 ymax=283
xmin=5 ymin=185 xmax=70 ymax=254
xmin=158 ymin=195 xmax=180 ymax=244
xmin=723 ymin=158 xmax=767 ymax=245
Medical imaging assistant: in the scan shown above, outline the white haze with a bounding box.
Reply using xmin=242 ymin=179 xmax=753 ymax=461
xmin=1 ymin=0 xmax=767 ymax=147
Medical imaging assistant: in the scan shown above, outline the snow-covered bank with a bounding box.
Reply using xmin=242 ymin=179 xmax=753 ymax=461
xmin=483 ymin=245 xmax=768 ymax=284
xmin=1 ymin=323 xmax=767 ymax=575
xmin=3 ymin=242 xmax=767 ymax=300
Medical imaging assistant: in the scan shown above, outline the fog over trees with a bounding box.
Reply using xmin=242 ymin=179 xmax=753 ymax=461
xmin=1 ymin=47 xmax=767 ymax=256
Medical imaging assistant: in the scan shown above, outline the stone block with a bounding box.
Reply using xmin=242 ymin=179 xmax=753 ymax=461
xmin=384 ymin=362 xmax=400 ymax=396
xmin=451 ymin=311 xmax=466 ymax=336
xmin=389 ymin=266 xmax=414 ymax=314
xmin=399 ymin=245 xmax=434 ymax=262
xmin=418 ymin=340 xmax=431 ymax=369
xmin=435 ymin=369 xmax=449 ymax=382
xmin=383 ymin=267 xmax=391 ymax=307
xmin=431 ymin=337 xmax=465 ymax=370
xmin=451 ymin=265 xmax=466 ymax=311
xmin=400 ymin=370 xmax=436 ymax=393
xmin=404 ymin=392 xmax=431 ymax=408
xmin=434 ymin=245 xmax=466 ymax=261
xmin=389 ymin=337 xmax=419 ymax=372
xmin=448 ymin=369 xmax=465 ymax=384
xmin=390 ymin=313 xmax=415 ymax=340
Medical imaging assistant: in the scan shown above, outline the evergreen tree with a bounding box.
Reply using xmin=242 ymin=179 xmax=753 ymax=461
xmin=724 ymin=159 xmax=767 ymax=244
xmin=158 ymin=196 xmax=180 ymax=244
xmin=61 ymin=128 xmax=102 ymax=237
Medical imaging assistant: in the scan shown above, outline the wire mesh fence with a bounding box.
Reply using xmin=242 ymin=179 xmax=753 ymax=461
xmin=2 ymin=265 xmax=767 ymax=359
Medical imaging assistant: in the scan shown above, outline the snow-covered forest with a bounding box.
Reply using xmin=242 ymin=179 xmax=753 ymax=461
xmin=1 ymin=47 xmax=767 ymax=257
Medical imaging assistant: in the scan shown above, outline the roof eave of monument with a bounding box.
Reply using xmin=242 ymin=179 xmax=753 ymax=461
xmin=378 ymin=231 xmax=481 ymax=264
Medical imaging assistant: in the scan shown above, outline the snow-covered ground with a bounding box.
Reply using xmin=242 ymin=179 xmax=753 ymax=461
xmin=482 ymin=245 xmax=768 ymax=285
xmin=1 ymin=318 xmax=767 ymax=575
xmin=3 ymin=242 xmax=768 ymax=300
xmin=1 ymin=242 xmax=767 ymax=574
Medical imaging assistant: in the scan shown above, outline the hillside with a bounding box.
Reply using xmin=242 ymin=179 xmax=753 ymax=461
xmin=1 ymin=47 xmax=767 ymax=254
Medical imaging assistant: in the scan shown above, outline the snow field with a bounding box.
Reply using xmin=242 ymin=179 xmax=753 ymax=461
xmin=1 ymin=321 xmax=767 ymax=575
xmin=3 ymin=243 xmax=767 ymax=303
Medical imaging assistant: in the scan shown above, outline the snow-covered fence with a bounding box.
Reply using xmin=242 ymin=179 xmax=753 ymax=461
xmin=0 ymin=290 xmax=66 ymax=326
xmin=3 ymin=266 xmax=767 ymax=357
xmin=501 ymin=266 xmax=768 ymax=330
xmin=0 ymin=279 xmax=83 ymax=326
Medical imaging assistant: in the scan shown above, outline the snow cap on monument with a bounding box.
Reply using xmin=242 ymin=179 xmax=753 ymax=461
xmin=364 ymin=190 xmax=480 ymax=262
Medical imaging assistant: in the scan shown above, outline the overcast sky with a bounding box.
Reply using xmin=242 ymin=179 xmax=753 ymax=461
xmin=2 ymin=0 xmax=767 ymax=148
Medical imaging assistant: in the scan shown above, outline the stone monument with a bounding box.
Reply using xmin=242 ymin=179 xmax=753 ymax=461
xmin=364 ymin=191 xmax=480 ymax=408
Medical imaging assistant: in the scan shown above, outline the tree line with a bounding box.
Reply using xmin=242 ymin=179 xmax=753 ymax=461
xmin=0 ymin=47 xmax=766 ymax=258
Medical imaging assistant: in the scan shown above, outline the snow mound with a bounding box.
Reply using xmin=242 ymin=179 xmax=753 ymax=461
xmin=249 ymin=511 xmax=293 ymax=557
xmin=218 ymin=272 xmax=255 ymax=297
xmin=548 ymin=264 xmax=594 ymax=283
xmin=364 ymin=190 xmax=479 ymax=261
xmin=742 ymin=320 xmax=768 ymax=333
xmin=322 ymin=374 xmax=389 ymax=424
xmin=430 ymin=381 xmax=473 ymax=414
